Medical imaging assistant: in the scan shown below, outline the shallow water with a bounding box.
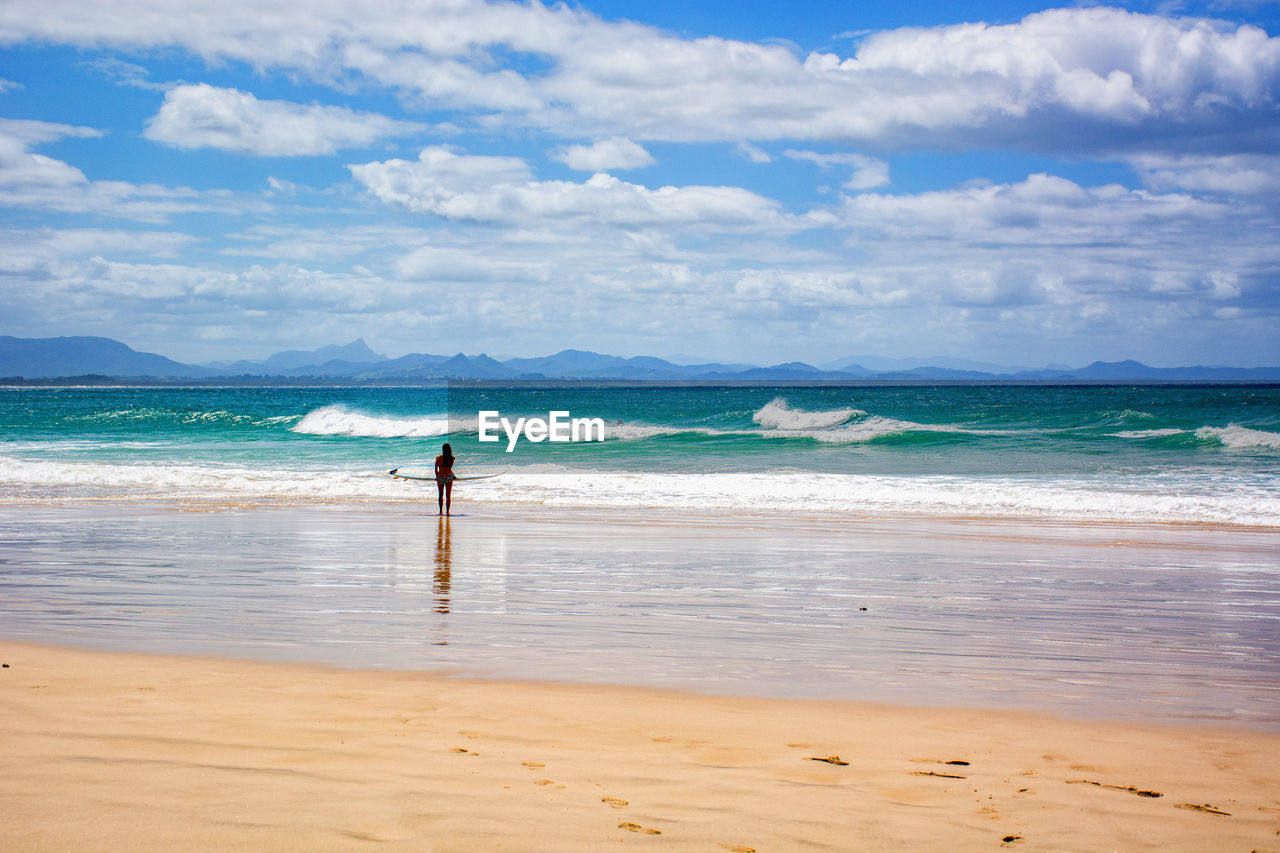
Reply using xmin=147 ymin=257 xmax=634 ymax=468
xmin=2 ymin=504 xmax=1277 ymax=729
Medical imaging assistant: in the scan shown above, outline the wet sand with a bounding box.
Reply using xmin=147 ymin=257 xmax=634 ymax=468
xmin=2 ymin=641 xmax=1279 ymax=851
xmin=2 ymin=502 xmax=1279 ymax=726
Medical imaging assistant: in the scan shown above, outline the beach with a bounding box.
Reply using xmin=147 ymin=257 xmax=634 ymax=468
xmin=2 ymin=501 xmax=1280 ymax=850
xmin=4 ymin=639 xmax=1280 ymax=852
xmin=2 ymin=385 xmax=1280 ymax=848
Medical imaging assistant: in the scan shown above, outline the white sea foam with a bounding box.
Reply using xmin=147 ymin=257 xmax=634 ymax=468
xmin=753 ymin=398 xmax=861 ymax=430
xmin=291 ymin=405 xmax=451 ymax=438
xmin=808 ymin=415 xmax=963 ymax=443
xmin=1196 ymin=424 xmax=1280 ymax=449
xmin=1111 ymin=429 xmax=1186 ymax=439
xmin=0 ymin=455 xmax=407 ymax=503
xmin=4 ymin=454 xmax=1277 ymax=526
xmin=469 ymin=468 xmax=1280 ymax=526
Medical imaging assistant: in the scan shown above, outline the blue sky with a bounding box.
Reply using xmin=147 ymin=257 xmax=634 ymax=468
xmin=1 ymin=0 xmax=1278 ymax=368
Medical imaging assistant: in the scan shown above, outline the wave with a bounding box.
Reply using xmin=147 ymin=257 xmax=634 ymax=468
xmin=4 ymin=455 xmax=1277 ymax=526
xmin=0 ymin=455 xmax=408 ymax=503
xmin=1196 ymin=424 xmax=1280 ymax=449
xmin=1110 ymin=429 xmax=1187 ymax=439
xmin=1109 ymin=424 xmax=1280 ymax=449
xmin=291 ymin=405 xmax=451 ymax=438
xmin=753 ymin=398 xmax=861 ymax=430
xmin=469 ymin=468 xmax=1280 ymax=526
xmin=72 ymin=408 xmax=299 ymax=430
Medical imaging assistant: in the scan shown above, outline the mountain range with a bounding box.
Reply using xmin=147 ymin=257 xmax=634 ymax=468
xmin=3 ymin=335 xmax=1279 ymax=383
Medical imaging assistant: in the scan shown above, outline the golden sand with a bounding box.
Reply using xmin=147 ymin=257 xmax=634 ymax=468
xmin=2 ymin=641 xmax=1278 ymax=851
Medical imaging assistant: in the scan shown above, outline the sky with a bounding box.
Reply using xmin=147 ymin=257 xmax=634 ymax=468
xmin=1 ymin=0 xmax=1279 ymax=368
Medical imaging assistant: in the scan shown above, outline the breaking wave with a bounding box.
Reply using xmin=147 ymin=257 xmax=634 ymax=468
xmin=291 ymin=405 xmax=450 ymax=438
xmin=1196 ymin=424 xmax=1280 ymax=449
xmin=753 ymin=398 xmax=861 ymax=430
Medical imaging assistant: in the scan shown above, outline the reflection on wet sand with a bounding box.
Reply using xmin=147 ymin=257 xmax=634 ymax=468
xmin=434 ymin=515 xmax=451 ymax=616
xmin=1 ymin=505 xmax=1278 ymax=726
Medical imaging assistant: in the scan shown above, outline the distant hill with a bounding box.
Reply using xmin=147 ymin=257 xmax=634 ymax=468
xmin=207 ymin=339 xmax=387 ymax=375
xmin=0 ymin=336 xmax=213 ymax=379
xmin=3 ymin=336 xmax=1279 ymax=383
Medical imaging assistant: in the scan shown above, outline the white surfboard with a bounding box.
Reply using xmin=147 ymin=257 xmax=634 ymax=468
xmin=388 ymin=468 xmax=505 ymax=482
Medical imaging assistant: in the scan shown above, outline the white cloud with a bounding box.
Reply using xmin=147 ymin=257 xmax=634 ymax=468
xmin=1127 ymin=153 xmax=1280 ymax=194
xmin=734 ymin=142 xmax=772 ymax=163
xmin=784 ymin=150 xmax=889 ymax=190
xmin=551 ymin=137 xmax=654 ymax=171
xmin=0 ymin=118 xmax=268 ymax=222
xmin=144 ymin=83 xmax=427 ymax=156
xmin=350 ymin=145 xmax=787 ymax=229
xmin=0 ymin=77 xmax=20 ymax=93
xmin=828 ymin=173 xmax=1273 ymax=315
xmin=2 ymin=3 xmax=1275 ymax=154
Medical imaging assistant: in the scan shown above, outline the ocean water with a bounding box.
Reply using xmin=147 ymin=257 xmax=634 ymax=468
xmin=2 ymin=384 xmax=1279 ymax=524
xmin=2 ymin=384 xmax=1279 ymax=724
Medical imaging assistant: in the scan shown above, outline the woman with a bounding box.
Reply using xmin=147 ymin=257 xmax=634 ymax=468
xmin=434 ymin=442 xmax=456 ymax=516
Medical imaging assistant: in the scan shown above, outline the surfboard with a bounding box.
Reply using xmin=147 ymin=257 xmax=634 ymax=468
xmin=388 ymin=468 xmax=505 ymax=482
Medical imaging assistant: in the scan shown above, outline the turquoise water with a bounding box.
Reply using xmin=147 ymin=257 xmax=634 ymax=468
xmin=2 ymin=384 xmax=1278 ymax=523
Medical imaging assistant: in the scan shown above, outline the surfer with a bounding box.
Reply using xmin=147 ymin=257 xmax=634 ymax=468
xmin=435 ymin=442 xmax=456 ymax=516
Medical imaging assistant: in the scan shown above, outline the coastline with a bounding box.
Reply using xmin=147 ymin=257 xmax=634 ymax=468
xmin=3 ymin=640 xmax=1279 ymax=851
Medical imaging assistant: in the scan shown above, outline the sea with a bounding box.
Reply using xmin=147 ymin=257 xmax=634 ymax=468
xmin=1 ymin=384 xmax=1278 ymax=523
xmin=2 ymin=384 xmax=1279 ymax=726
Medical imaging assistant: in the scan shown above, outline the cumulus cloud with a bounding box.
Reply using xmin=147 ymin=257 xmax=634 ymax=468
xmin=784 ymin=150 xmax=889 ymax=190
xmin=144 ymin=83 xmax=427 ymax=156
xmin=350 ymin=145 xmax=787 ymax=229
xmin=551 ymin=137 xmax=655 ymax=171
xmin=2 ymin=2 xmax=1276 ymax=154
xmin=0 ymin=118 xmax=267 ymax=221
xmin=1127 ymin=153 xmax=1280 ymax=194
xmin=828 ymin=173 xmax=1273 ymax=317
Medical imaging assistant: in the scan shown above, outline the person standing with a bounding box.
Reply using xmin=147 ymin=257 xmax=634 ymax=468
xmin=434 ymin=442 xmax=456 ymax=516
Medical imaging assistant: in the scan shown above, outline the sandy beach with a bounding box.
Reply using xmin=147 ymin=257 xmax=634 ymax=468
xmin=2 ymin=640 xmax=1279 ymax=851
xmin=2 ymin=502 xmax=1279 ymax=850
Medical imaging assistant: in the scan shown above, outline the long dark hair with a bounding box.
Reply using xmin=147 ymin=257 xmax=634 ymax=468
xmin=441 ymin=442 xmax=454 ymax=465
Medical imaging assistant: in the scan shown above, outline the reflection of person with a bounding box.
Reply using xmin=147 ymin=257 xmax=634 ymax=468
xmin=434 ymin=442 xmax=456 ymax=516
xmin=434 ymin=515 xmax=451 ymax=615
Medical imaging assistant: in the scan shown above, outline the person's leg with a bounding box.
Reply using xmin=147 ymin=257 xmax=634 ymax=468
xmin=437 ymin=481 xmax=445 ymax=515
xmin=444 ymin=480 xmax=453 ymax=516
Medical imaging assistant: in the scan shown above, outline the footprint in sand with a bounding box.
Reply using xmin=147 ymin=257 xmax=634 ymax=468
xmin=1175 ymin=803 xmax=1231 ymax=816
xmin=1066 ymin=779 xmax=1161 ymax=798
xmin=451 ymin=747 xmax=478 ymax=756
xmin=534 ymin=779 xmax=566 ymax=789
xmin=522 ymin=761 xmax=545 ymax=769
xmin=719 ymin=845 xmax=757 ymax=852
xmin=913 ymin=770 xmax=967 ymax=780
xmin=602 ymin=797 xmax=628 ymax=809
xmin=619 ymin=822 xmax=661 ymax=835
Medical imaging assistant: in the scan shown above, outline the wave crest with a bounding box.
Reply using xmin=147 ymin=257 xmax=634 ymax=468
xmin=753 ymin=398 xmax=860 ymax=430
xmin=1196 ymin=424 xmax=1280 ymax=449
xmin=291 ymin=405 xmax=450 ymax=438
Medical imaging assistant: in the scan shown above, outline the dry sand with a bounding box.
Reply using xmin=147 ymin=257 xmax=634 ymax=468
xmin=2 ymin=642 xmax=1278 ymax=851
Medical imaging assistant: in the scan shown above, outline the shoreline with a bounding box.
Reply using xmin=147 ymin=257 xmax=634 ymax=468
xmin=3 ymin=640 xmax=1279 ymax=851
xmin=5 ymin=493 xmax=1280 ymax=531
